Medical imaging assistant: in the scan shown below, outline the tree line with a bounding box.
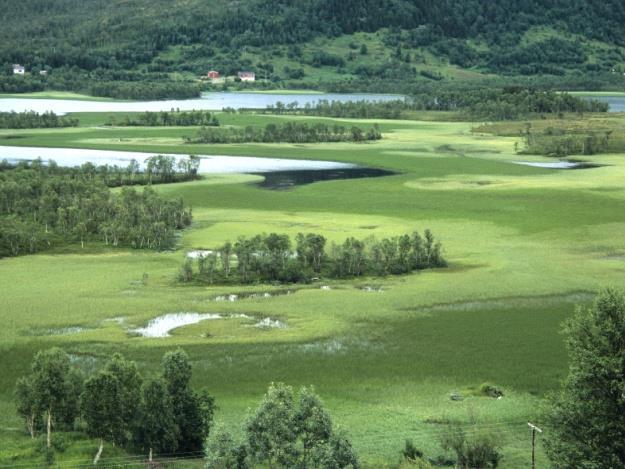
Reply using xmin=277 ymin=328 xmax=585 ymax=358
xmin=0 ymin=159 xmax=194 ymax=257
xmin=0 ymin=111 xmax=78 ymax=129
xmin=179 ymin=230 xmax=446 ymax=284
xmin=521 ymin=124 xmax=614 ymax=157
xmin=257 ymin=90 xmax=608 ymax=122
xmin=184 ymin=122 xmax=382 ymax=144
xmin=262 ymin=99 xmax=407 ymax=119
xmin=107 ymin=110 xmax=220 ymax=127
xmin=15 ymin=348 xmax=213 ymax=464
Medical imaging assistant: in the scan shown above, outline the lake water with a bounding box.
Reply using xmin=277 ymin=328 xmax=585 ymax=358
xmin=0 ymin=145 xmax=395 ymax=188
xmin=0 ymin=92 xmax=402 ymax=114
xmin=0 ymin=145 xmax=355 ymax=173
xmin=583 ymin=95 xmax=625 ymax=113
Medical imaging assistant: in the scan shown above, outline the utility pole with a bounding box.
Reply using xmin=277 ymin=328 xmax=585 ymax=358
xmin=528 ymin=422 xmax=542 ymax=469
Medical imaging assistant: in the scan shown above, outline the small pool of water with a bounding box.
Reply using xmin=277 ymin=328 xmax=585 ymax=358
xmin=131 ymin=312 xmax=222 ymax=338
xmin=513 ymin=161 xmax=602 ymax=169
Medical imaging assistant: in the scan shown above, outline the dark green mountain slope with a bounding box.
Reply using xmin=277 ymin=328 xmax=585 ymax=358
xmin=2 ymin=0 xmax=625 ymax=97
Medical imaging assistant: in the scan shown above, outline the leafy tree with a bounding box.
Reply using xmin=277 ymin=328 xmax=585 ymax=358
xmin=136 ymin=379 xmax=179 ymax=462
xmin=102 ymin=353 xmax=142 ymax=446
xmin=205 ymin=426 xmax=249 ymax=469
xmin=162 ymin=349 xmax=215 ymax=454
xmin=543 ymin=288 xmax=625 ymax=468
xmin=81 ymin=354 xmax=142 ymax=463
xmin=440 ymin=425 xmax=501 ymax=469
xmin=14 ymin=376 xmax=40 ymax=439
xmin=244 ymin=383 xmax=359 ymax=468
xmin=29 ymin=348 xmax=75 ymax=448
xmin=246 ymin=383 xmax=298 ymax=466
xmin=82 ymin=371 xmax=122 ymax=465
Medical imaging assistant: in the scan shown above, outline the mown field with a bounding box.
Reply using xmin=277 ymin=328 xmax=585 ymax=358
xmin=2 ymin=110 xmax=625 ymax=467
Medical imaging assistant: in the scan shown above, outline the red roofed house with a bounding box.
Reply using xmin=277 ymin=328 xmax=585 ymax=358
xmin=207 ymin=70 xmax=220 ymax=79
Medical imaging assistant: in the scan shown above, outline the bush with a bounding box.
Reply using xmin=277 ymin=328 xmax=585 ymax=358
xmin=478 ymin=383 xmax=503 ymax=398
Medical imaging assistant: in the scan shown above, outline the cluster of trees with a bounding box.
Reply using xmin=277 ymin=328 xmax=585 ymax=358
xmin=86 ymin=80 xmax=202 ymax=100
xmin=410 ymin=89 xmax=608 ymax=120
xmin=0 ymin=111 xmax=78 ymax=129
xmin=258 ymin=90 xmax=609 ymax=122
xmin=15 ymin=348 xmax=213 ymax=464
xmin=522 ymin=125 xmax=613 ymax=157
xmin=0 ymin=159 xmax=194 ymax=257
xmin=180 ymin=230 xmax=446 ymax=285
xmin=108 ymin=110 xmax=219 ymax=127
xmin=206 ymin=383 xmax=358 ymax=468
xmin=185 ymin=122 xmax=382 ymax=144
xmin=263 ymin=99 xmax=408 ymax=119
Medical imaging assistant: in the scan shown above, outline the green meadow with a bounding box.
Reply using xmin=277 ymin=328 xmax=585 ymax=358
xmin=2 ymin=110 xmax=625 ymax=467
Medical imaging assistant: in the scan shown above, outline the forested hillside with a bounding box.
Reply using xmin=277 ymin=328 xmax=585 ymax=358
xmin=2 ymin=0 xmax=625 ymax=96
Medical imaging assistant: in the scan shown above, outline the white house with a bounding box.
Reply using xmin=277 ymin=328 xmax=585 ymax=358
xmin=237 ymin=71 xmax=255 ymax=82
xmin=13 ymin=64 xmax=25 ymax=75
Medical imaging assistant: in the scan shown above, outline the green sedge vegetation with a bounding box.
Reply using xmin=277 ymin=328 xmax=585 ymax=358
xmin=2 ymin=102 xmax=625 ymax=466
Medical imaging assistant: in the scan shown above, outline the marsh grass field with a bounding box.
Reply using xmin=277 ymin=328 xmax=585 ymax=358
xmin=2 ymin=108 xmax=625 ymax=467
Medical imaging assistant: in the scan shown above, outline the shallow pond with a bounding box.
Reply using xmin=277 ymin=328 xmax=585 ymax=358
xmin=131 ymin=312 xmax=222 ymax=338
xmin=0 ymin=91 xmax=402 ymax=114
xmin=513 ymin=161 xmax=601 ymax=169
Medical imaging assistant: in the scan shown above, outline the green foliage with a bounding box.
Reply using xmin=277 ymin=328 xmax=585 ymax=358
xmin=81 ymin=353 xmax=142 ymax=451
xmin=0 ymin=111 xmax=78 ymax=129
xmin=162 ymin=349 xmax=215 ymax=454
xmin=478 ymin=383 xmax=503 ymax=399
xmin=205 ymin=427 xmax=249 ymax=469
xmin=136 ymin=379 xmax=179 ymax=459
xmin=27 ymin=348 xmax=79 ymax=447
xmin=440 ymin=425 xmax=502 ymax=468
xmin=185 ymin=121 xmax=382 ymax=144
xmin=0 ymin=160 xmax=193 ymax=257
xmin=182 ymin=229 xmax=445 ymax=285
xmin=543 ymin=288 xmax=625 ymax=468
xmin=110 ymin=110 xmax=220 ymax=127
xmin=402 ymin=439 xmax=424 ymax=462
xmin=238 ymin=383 xmax=358 ymax=468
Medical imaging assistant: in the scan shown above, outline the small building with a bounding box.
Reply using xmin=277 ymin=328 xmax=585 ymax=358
xmin=237 ymin=71 xmax=255 ymax=82
xmin=13 ymin=64 xmax=25 ymax=75
xmin=39 ymin=70 xmax=48 ymax=76
xmin=207 ymin=70 xmax=220 ymax=79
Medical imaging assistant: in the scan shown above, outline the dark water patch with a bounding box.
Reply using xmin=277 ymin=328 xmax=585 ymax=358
xmin=253 ymin=167 xmax=396 ymax=190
